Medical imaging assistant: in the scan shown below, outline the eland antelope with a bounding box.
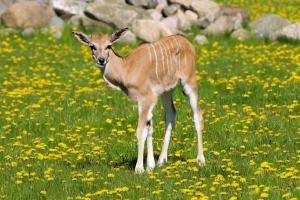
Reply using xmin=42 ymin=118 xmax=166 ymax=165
xmin=72 ymin=28 xmax=205 ymax=173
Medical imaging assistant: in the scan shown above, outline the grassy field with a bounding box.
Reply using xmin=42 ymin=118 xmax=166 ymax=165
xmin=216 ymin=0 xmax=300 ymax=22
xmin=1 ymin=5 xmax=300 ymax=197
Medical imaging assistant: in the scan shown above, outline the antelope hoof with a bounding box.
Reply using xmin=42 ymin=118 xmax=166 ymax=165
xmin=157 ymin=155 xmax=167 ymax=167
xmin=197 ymin=154 xmax=206 ymax=166
xmin=135 ymin=163 xmax=144 ymax=174
xmin=146 ymin=158 xmax=155 ymax=172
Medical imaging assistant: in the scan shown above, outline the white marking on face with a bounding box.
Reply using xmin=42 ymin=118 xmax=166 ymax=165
xmin=150 ymin=44 xmax=159 ymax=81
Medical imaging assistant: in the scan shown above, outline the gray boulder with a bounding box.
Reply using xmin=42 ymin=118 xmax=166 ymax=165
xmin=49 ymin=16 xmax=64 ymax=30
xmin=231 ymin=28 xmax=251 ymax=40
xmin=85 ymin=0 xmax=150 ymax=29
xmin=160 ymin=15 xmax=179 ymax=33
xmin=219 ymin=6 xmax=249 ymax=24
xmin=51 ymin=0 xmax=89 ymax=17
xmin=276 ymin=22 xmax=300 ymax=40
xmin=118 ymin=30 xmax=137 ymax=43
xmin=22 ymin=27 xmax=35 ymax=37
xmin=148 ymin=9 xmax=162 ymax=21
xmin=133 ymin=19 xmax=173 ymax=42
xmin=176 ymin=9 xmax=191 ymax=31
xmin=204 ymin=15 xmax=241 ymax=35
xmin=170 ymin=0 xmax=220 ymax=23
xmin=194 ymin=35 xmax=208 ymax=45
xmin=1 ymin=1 xmax=54 ymax=29
xmin=250 ymin=14 xmax=291 ymax=39
xmin=185 ymin=10 xmax=198 ymax=25
xmin=162 ymin=4 xmax=180 ymax=17
xmin=126 ymin=0 xmax=158 ymax=9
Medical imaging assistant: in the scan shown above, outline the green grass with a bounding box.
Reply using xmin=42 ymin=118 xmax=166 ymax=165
xmin=0 ymin=26 xmax=299 ymax=199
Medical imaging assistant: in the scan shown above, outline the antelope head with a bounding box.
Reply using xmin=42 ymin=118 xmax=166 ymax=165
xmin=72 ymin=28 xmax=128 ymax=67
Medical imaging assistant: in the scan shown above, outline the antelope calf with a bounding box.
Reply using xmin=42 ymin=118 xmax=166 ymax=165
xmin=72 ymin=28 xmax=205 ymax=173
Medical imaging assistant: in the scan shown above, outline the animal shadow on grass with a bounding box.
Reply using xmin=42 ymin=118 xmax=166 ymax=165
xmin=110 ymin=154 xmax=162 ymax=171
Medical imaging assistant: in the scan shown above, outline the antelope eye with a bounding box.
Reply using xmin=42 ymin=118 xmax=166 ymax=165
xmin=90 ymin=45 xmax=96 ymax=51
xmin=105 ymin=45 xmax=112 ymax=50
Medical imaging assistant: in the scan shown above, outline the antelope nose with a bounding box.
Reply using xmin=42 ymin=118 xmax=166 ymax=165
xmin=98 ymin=58 xmax=105 ymax=65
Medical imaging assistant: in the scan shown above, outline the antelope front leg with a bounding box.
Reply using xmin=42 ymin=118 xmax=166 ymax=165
xmin=146 ymin=119 xmax=155 ymax=172
xmin=135 ymin=100 xmax=155 ymax=173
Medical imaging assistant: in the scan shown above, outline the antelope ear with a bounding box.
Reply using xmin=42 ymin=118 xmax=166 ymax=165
xmin=110 ymin=27 xmax=128 ymax=43
xmin=72 ymin=31 xmax=91 ymax=46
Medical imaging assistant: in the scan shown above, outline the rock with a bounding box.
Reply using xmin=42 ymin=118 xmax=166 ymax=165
xmin=219 ymin=6 xmax=249 ymax=24
xmin=22 ymin=27 xmax=35 ymax=37
xmin=231 ymin=28 xmax=251 ymax=40
xmin=191 ymin=0 xmax=220 ymax=22
xmin=0 ymin=28 xmax=18 ymax=36
xmin=0 ymin=0 xmax=12 ymax=16
xmin=51 ymin=0 xmax=88 ymax=17
xmin=160 ymin=16 xmax=179 ymax=33
xmin=148 ymin=9 xmax=162 ymax=21
xmin=132 ymin=19 xmax=173 ymax=42
xmin=194 ymin=35 xmax=208 ymax=45
xmin=126 ymin=0 xmax=158 ymax=9
xmin=1 ymin=1 xmax=54 ymax=29
xmin=204 ymin=15 xmax=238 ymax=35
xmin=81 ymin=15 xmax=113 ymax=30
xmin=170 ymin=0 xmax=220 ymax=23
xmin=162 ymin=4 xmax=180 ymax=17
xmin=185 ymin=10 xmax=198 ymax=24
xmin=49 ymin=16 xmax=64 ymax=30
xmin=197 ymin=17 xmax=210 ymax=28
xmin=118 ymin=30 xmax=136 ymax=43
xmin=276 ymin=22 xmax=300 ymax=40
xmin=176 ymin=9 xmax=191 ymax=31
xmin=85 ymin=0 xmax=149 ymax=29
xmin=250 ymin=14 xmax=291 ymax=39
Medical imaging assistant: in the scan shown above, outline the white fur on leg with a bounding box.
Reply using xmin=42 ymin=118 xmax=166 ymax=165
xmin=135 ymin=127 xmax=147 ymax=174
xmin=146 ymin=128 xmax=155 ymax=172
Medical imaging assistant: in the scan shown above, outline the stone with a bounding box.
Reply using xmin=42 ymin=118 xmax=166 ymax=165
xmin=219 ymin=6 xmax=249 ymax=24
xmin=49 ymin=27 xmax=62 ymax=39
xmin=0 ymin=0 xmax=12 ymax=16
xmin=132 ymin=19 xmax=173 ymax=42
xmin=49 ymin=16 xmax=64 ymax=30
xmin=204 ymin=15 xmax=237 ymax=35
xmin=160 ymin=16 xmax=179 ymax=34
xmin=118 ymin=30 xmax=137 ymax=43
xmin=85 ymin=0 xmax=150 ymax=29
xmin=197 ymin=17 xmax=210 ymax=28
xmin=162 ymin=4 xmax=180 ymax=17
xmin=276 ymin=22 xmax=300 ymax=40
xmin=126 ymin=0 xmax=158 ymax=9
xmin=185 ymin=10 xmax=198 ymax=24
xmin=0 ymin=28 xmax=18 ymax=36
xmin=69 ymin=15 xmax=81 ymax=27
xmin=170 ymin=0 xmax=220 ymax=23
xmin=51 ymin=0 xmax=88 ymax=17
xmin=81 ymin=15 xmax=113 ymax=30
xmin=22 ymin=27 xmax=35 ymax=37
xmin=250 ymin=14 xmax=291 ymax=39
xmin=194 ymin=35 xmax=208 ymax=45
xmin=231 ymin=28 xmax=251 ymax=40
xmin=1 ymin=1 xmax=54 ymax=29
xmin=148 ymin=9 xmax=162 ymax=21
xmin=176 ymin=9 xmax=191 ymax=31
xmin=191 ymin=0 xmax=220 ymax=22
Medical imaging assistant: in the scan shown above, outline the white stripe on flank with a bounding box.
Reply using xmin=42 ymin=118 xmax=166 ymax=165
xmin=158 ymin=43 xmax=165 ymax=74
xmin=150 ymin=44 xmax=159 ymax=81
xmin=160 ymin=40 xmax=169 ymax=74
